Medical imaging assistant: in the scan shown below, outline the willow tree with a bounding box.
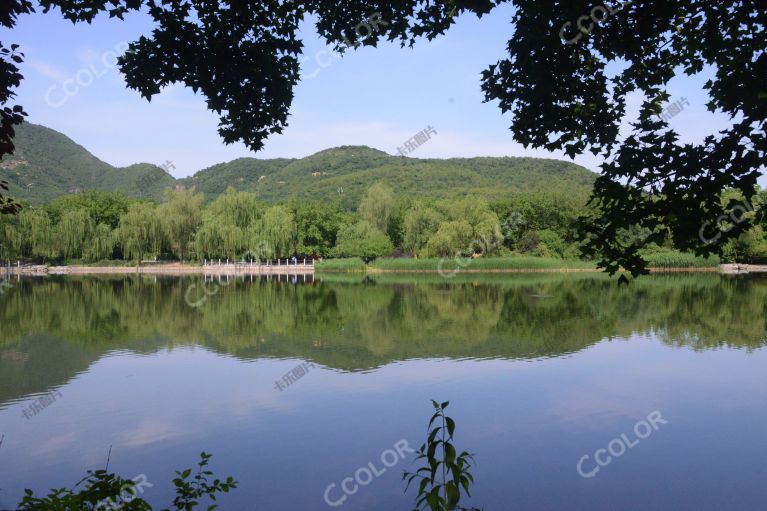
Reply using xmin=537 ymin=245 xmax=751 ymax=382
xmin=194 ymin=188 xmax=263 ymax=260
xmin=259 ymin=205 xmax=297 ymax=258
xmin=207 ymin=188 xmax=264 ymax=230
xmin=425 ymin=220 xmax=474 ymax=258
xmin=445 ymin=197 xmax=503 ymax=254
xmin=83 ymin=223 xmax=115 ymax=262
xmin=1 ymin=0 xmax=763 ymax=277
xmin=0 ymin=213 xmax=20 ymax=259
xmin=194 ymin=222 xmax=245 ymax=260
xmin=117 ymin=202 xmax=164 ymax=262
xmin=158 ymin=189 xmax=204 ymax=261
xmin=359 ymin=183 xmax=395 ymax=234
xmin=55 ymin=210 xmax=93 ymax=260
xmin=403 ymin=202 xmax=441 ymax=256
xmin=332 ymin=220 xmax=393 ymax=260
xmin=19 ymin=208 xmax=55 ymax=259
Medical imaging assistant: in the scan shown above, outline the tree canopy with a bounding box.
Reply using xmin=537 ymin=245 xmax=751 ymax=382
xmin=0 ymin=0 xmax=764 ymax=277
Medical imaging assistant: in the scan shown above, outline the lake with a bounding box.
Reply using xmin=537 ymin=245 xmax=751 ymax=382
xmin=1 ymin=273 xmax=766 ymax=510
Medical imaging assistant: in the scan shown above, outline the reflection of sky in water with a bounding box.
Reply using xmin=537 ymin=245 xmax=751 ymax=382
xmin=1 ymin=336 xmax=766 ymax=511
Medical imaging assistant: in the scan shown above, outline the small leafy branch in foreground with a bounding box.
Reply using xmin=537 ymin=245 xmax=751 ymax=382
xmin=165 ymin=452 xmax=236 ymax=511
xmin=15 ymin=452 xmax=236 ymax=511
xmin=404 ymin=401 xmax=481 ymax=511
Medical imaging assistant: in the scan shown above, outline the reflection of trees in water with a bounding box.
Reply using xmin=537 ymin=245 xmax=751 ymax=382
xmin=1 ymin=275 xmax=766 ymax=389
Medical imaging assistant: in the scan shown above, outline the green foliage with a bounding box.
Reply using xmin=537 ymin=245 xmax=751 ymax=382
xmin=721 ymin=226 xmax=767 ymax=263
xmin=194 ymin=188 xmax=258 ymax=260
xmin=404 ymin=401 xmax=479 ymax=511
xmin=358 ymin=183 xmax=394 ymax=233
xmin=425 ymin=220 xmax=473 ymax=258
xmin=2 ymin=0 xmax=761 ymax=279
xmin=117 ymin=202 xmax=164 ymax=262
xmin=83 ymin=223 xmax=115 ymax=262
xmin=640 ymin=249 xmax=720 ymax=268
xmin=403 ymin=202 xmax=441 ymax=255
xmin=17 ymin=471 xmax=152 ymax=511
xmin=314 ymin=257 xmax=367 ymax=271
xmin=57 ymin=209 xmax=92 ymax=259
xmin=369 ymin=256 xmax=596 ymax=271
xmin=401 ymin=197 xmax=505 ymax=259
xmin=158 ymin=189 xmax=203 ymax=260
xmin=331 ymin=220 xmax=393 ymax=260
xmin=3 ymin=178 xmax=765 ymax=268
xmin=0 ymin=123 xmax=174 ymax=203
xmin=15 ymin=453 xmax=236 ymax=511
xmin=260 ymin=205 xmax=297 ymax=258
xmin=534 ymin=229 xmax=569 ymax=259
xmin=45 ymin=191 xmax=133 ymax=229
xmin=292 ymin=200 xmax=345 ymax=257
xmin=18 ymin=207 xmax=53 ymax=258
xmin=478 ymin=1 xmax=764 ymax=278
xmin=163 ymin=453 xmax=237 ymax=511
xmin=0 ymin=3 xmax=32 ymax=213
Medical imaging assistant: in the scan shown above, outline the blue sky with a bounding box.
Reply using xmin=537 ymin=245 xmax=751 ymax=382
xmin=4 ymin=3 xmax=730 ymax=178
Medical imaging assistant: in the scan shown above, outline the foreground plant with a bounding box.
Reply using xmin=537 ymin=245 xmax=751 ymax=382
xmin=404 ymin=401 xmax=480 ymax=511
xmin=16 ymin=452 xmax=237 ymax=511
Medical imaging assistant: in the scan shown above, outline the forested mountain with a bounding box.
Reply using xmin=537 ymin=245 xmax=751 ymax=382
xmin=0 ymin=122 xmax=597 ymax=206
xmin=0 ymin=123 xmax=175 ymax=203
xmin=184 ymin=146 xmax=597 ymax=208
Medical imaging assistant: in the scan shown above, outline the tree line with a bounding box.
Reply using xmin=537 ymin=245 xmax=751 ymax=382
xmin=0 ymin=184 xmax=589 ymax=263
xmin=1 ymin=184 xmax=766 ymax=264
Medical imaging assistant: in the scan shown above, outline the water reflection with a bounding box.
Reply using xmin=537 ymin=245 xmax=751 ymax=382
xmin=1 ymin=274 xmax=767 ymax=510
xmin=1 ymin=273 xmax=767 ymax=406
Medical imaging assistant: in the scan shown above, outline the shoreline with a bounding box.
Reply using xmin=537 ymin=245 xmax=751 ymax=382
xmin=321 ymin=267 xmax=721 ymax=274
xmin=0 ymin=263 xmax=744 ymax=276
xmin=2 ymin=263 xmax=315 ymax=276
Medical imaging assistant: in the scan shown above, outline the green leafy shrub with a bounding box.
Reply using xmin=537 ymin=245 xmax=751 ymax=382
xmin=16 ymin=452 xmax=236 ymax=511
xmin=404 ymin=401 xmax=480 ymax=511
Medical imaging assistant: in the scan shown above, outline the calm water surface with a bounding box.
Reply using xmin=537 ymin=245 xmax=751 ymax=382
xmin=1 ymin=273 xmax=766 ymax=510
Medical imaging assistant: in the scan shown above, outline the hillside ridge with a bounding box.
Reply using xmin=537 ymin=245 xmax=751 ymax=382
xmin=0 ymin=122 xmax=597 ymax=206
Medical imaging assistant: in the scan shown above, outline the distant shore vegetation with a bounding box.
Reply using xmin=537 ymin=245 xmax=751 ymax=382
xmin=0 ymin=184 xmax=762 ymax=269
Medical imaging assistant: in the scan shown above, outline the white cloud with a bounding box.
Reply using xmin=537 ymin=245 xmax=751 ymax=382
xmin=26 ymin=60 xmax=68 ymax=82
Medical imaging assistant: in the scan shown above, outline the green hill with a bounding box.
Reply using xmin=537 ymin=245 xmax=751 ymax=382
xmin=0 ymin=123 xmax=174 ymax=203
xmin=0 ymin=122 xmax=597 ymax=206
